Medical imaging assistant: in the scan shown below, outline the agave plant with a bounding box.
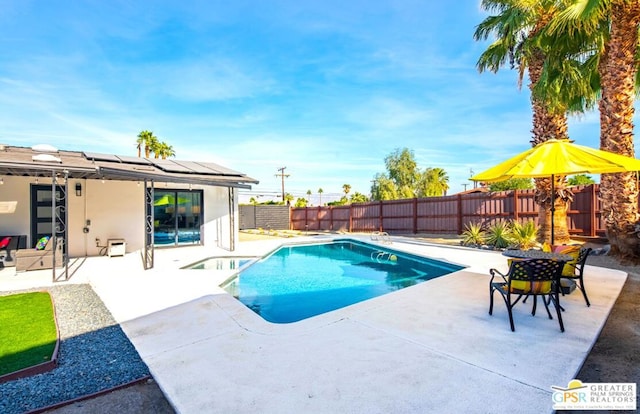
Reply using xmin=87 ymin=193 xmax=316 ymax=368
xmin=485 ymin=221 xmax=511 ymax=249
xmin=509 ymin=220 xmax=539 ymax=250
xmin=461 ymin=222 xmax=486 ymax=246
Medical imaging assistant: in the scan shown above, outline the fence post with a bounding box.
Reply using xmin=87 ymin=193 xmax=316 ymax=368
xmin=413 ymin=198 xmax=418 ymax=234
xmin=513 ymin=190 xmax=519 ymax=222
xmin=457 ymin=194 xmax=463 ymax=234
xmin=379 ymin=201 xmax=383 ymax=232
xmin=349 ymin=204 xmax=353 ymax=232
xmin=329 ymin=206 xmax=333 ymax=231
xmin=590 ymin=184 xmax=597 ymax=237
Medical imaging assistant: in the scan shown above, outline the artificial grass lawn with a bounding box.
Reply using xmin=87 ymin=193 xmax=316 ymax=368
xmin=0 ymin=292 xmax=57 ymax=376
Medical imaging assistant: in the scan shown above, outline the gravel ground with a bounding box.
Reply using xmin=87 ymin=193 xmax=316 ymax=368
xmin=0 ymin=285 xmax=152 ymax=414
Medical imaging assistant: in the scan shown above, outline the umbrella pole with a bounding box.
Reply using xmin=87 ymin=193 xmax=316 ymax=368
xmin=550 ymin=174 xmax=555 ymax=246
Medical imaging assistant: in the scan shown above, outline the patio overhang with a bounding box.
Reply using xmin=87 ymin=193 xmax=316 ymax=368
xmin=0 ymin=144 xmax=259 ymax=188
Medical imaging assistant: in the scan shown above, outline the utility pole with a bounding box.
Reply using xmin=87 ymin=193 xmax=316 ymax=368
xmin=275 ymin=167 xmax=290 ymax=202
xmin=462 ymin=183 xmax=468 ymax=191
xmin=470 ymin=168 xmax=477 ymax=189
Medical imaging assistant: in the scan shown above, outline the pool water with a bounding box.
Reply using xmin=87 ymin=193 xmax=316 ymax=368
xmin=189 ymin=257 xmax=255 ymax=270
xmin=221 ymin=240 xmax=464 ymax=323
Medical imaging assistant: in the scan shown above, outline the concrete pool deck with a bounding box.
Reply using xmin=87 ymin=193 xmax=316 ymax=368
xmin=0 ymin=235 xmax=628 ymax=413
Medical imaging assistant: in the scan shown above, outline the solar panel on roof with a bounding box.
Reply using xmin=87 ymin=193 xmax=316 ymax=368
xmin=194 ymin=161 xmax=243 ymax=176
xmin=116 ymin=155 xmax=152 ymax=165
xmin=149 ymin=158 xmax=195 ymax=173
xmin=83 ymin=152 xmax=120 ymax=162
xmin=172 ymin=160 xmax=219 ymax=174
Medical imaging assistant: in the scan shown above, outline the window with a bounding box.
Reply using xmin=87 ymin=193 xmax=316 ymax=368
xmin=153 ymin=190 xmax=202 ymax=246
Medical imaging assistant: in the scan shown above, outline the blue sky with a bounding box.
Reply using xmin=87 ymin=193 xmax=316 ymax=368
xmin=0 ymin=1 xmax=630 ymax=203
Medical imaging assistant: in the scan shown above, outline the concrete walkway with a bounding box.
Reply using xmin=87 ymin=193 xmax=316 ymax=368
xmin=1 ymin=236 xmax=628 ymax=413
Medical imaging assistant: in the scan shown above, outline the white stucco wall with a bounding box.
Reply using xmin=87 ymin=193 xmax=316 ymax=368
xmin=0 ymin=175 xmax=238 ymax=258
xmin=73 ymin=179 xmax=144 ymax=257
xmin=0 ymin=176 xmax=32 ymax=238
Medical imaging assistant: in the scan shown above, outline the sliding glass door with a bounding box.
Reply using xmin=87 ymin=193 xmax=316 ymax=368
xmin=153 ymin=190 xmax=202 ymax=246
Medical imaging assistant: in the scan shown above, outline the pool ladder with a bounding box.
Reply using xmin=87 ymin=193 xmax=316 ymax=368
xmin=370 ymin=231 xmax=392 ymax=244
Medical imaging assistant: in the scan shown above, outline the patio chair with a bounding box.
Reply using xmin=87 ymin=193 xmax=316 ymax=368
xmin=0 ymin=235 xmax=27 ymax=268
xmin=558 ymin=247 xmax=592 ymax=307
xmin=489 ymin=258 xmax=564 ymax=332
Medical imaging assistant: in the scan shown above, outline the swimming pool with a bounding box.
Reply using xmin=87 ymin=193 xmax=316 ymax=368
xmin=220 ymin=239 xmax=464 ymax=323
xmin=188 ymin=257 xmax=255 ymax=270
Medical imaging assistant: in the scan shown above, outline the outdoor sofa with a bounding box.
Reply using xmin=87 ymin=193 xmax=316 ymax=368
xmin=15 ymin=236 xmax=63 ymax=272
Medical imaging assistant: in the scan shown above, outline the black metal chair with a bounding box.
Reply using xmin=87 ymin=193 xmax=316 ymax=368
xmin=489 ymin=258 xmax=565 ymax=332
xmin=559 ymin=247 xmax=592 ymax=307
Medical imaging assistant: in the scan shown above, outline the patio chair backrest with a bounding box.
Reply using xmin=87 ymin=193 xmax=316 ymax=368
xmin=508 ymin=258 xmax=563 ymax=294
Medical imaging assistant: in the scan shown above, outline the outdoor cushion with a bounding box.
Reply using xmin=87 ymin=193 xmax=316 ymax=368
xmin=508 ymin=280 xmax=551 ymax=294
xmin=0 ymin=237 xmax=11 ymax=249
xmin=35 ymin=236 xmax=50 ymax=250
xmin=554 ymin=244 xmax=581 ymax=277
xmin=506 ymin=258 xmax=552 ymax=293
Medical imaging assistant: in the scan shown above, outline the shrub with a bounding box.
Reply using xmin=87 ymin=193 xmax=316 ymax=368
xmin=486 ymin=221 xmax=511 ymax=249
xmin=461 ymin=222 xmax=486 ymax=246
xmin=509 ymin=220 xmax=539 ymax=250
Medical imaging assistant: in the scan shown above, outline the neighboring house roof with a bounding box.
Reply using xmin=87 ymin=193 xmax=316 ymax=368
xmin=0 ymin=144 xmax=259 ymax=188
xmin=456 ymin=187 xmax=488 ymax=195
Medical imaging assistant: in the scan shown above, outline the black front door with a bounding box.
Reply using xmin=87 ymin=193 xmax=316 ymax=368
xmin=30 ymin=184 xmax=66 ymax=248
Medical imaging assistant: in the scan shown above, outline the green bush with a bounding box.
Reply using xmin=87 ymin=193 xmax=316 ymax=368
xmin=509 ymin=220 xmax=539 ymax=250
xmin=486 ymin=221 xmax=511 ymax=249
xmin=461 ymin=222 xmax=486 ymax=246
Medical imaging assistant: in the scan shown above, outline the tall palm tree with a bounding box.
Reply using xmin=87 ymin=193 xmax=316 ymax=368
xmin=475 ymin=0 xmax=573 ymax=244
xmin=145 ymin=134 xmax=158 ymax=158
xmin=136 ymin=130 xmax=153 ymax=158
xmin=156 ymin=142 xmax=176 ymax=159
xmin=549 ymin=0 xmax=640 ymax=261
xmin=342 ymin=184 xmax=351 ymax=197
xmin=306 ymin=189 xmax=312 ymax=206
xmin=317 ymin=188 xmax=324 ymax=206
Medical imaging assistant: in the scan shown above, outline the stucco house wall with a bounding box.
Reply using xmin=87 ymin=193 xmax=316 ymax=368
xmin=0 ymin=176 xmax=237 ymax=258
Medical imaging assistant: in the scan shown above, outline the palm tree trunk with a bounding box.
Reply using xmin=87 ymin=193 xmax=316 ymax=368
xmin=598 ymin=1 xmax=640 ymax=262
xmin=528 ymin=46 xmax=571 ymax=245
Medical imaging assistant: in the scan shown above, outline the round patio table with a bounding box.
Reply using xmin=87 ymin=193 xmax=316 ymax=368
xmin=501 ymin=249 xmax=572 ymax=262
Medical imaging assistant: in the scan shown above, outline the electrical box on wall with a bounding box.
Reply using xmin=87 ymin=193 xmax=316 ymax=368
xmin=107 ymin=239 xmax=126 ymax=257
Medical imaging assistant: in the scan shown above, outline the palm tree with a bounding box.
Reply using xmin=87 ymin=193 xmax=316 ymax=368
xmin=317 ymin=188 xmax=324 ymax=206
xmin=156 ymin=142 xmax=176 ymax=159
xmin=589 ymin=0 xmax=640 ymax=260
xmin=419 ymin=168 xmax=450 ymax=197
xmin=145 ymin=133 xmax=158 ymax=158
xmin=306 ymin=189 xmax=312 ymax=206
xmin=475 ymin=0 xmax=573 ymax=244
xmin=342 ymin=184 xmax=351 ymax=197
xmin=548 ymin=0 xmax=640 ymax=260
xmin=284 ymin=193 xmax=294 ymax=206
xmin=136 ymin=130 xmax=153 ymax=158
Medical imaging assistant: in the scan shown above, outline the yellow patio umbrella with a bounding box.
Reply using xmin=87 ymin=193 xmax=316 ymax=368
xmin=471 ymin=139 xmax=640 ymax=244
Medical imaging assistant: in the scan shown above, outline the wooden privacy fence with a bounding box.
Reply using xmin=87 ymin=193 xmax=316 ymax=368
xmin=290 ymin=184 xmax=633 ymax=238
